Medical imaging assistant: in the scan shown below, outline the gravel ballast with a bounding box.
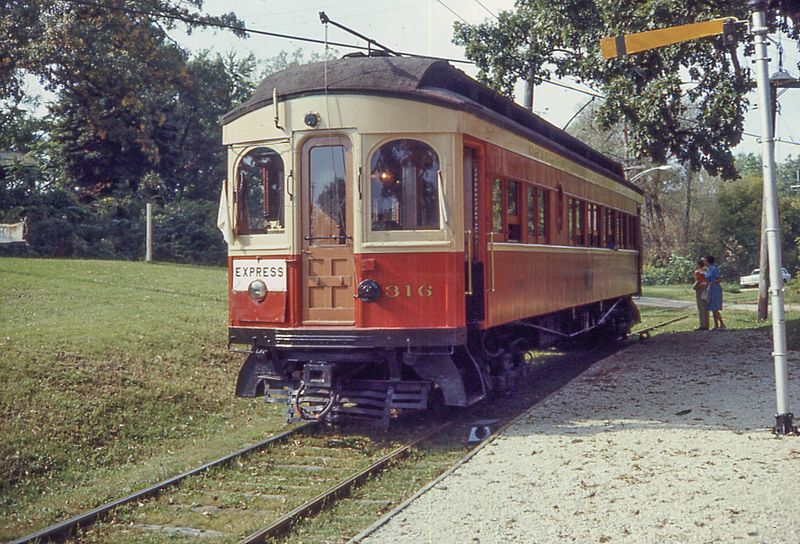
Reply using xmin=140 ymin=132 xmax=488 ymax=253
xmin=358 ymin=329 xmax=800 ymax=543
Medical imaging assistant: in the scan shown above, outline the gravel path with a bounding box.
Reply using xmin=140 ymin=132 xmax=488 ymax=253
xmin=357 ymin=329 xmax=800 ymax=543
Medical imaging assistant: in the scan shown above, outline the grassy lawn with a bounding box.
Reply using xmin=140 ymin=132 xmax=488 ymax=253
xmin=636 ymin=304 xmax=800 ymax=349
xmin=643 ymin=282 xmax=800 ymax=305
xmin=0 ymin=258 xmax=286 ymax=540
xmin=2 ymin=258 xmax=797 ymax=541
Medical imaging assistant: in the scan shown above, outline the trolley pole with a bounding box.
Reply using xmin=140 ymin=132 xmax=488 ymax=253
xmin=749 ymin=0 xmax=796 ymax=435
xmin=145 ymin=202 xmax=153 ymax=263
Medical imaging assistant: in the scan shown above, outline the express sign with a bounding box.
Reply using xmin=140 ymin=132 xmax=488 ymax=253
xmin=232 ymin=259 xmax=287 ymax=292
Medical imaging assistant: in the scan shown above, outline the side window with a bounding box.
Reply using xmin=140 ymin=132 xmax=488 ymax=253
xmin=528 ymin=186 xmax=549 ymax=244
xmin=588 ymin=203 xmax=600 ymax=247
xmin=568 ymin=197 xmax=585 ymax=246
xmin=236 ymin=147 xmax=284 ymax=235
xmin=605 ymin=208 xmax=617 ymax=249
xmin=568 ymin=197 xmax=575 ymax=244
xmin=618 ymin=213 xmax=628 ymax=249
xmin=538 ymin=189 xmax=548 ymax=243
xmin=492 ymin=178 xmax=503 ymax=234
xmin=527 ymin=186 xmax=536 ymax=241
xmin=506 ymin=180 xmax=521 ymax=242
xmin=370 ymin=139 xmax=440 ymax=231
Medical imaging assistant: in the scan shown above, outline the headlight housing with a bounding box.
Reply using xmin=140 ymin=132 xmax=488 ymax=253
xmin=248 ymin=279 xmax=268 ymax=302
xmin=357 ymin=279 xmax=381 ymax=302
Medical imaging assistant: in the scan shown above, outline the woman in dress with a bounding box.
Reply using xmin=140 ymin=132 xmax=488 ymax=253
xmin=703 ymin=255 xmax=726 ymax=330
xmin=693 ymin=258 xmax=709 ymax=330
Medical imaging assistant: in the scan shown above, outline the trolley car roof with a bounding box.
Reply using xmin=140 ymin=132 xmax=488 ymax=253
xmin=224 ymin=55 xmax=637 ymax=192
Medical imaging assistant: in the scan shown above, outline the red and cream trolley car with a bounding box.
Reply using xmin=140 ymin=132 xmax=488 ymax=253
xmin=220 ymin=54 xmax=642 ymax=424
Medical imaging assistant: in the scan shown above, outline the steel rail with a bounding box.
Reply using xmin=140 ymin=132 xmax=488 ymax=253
xmin=349 ymin=341 xmax=627 ymax=543
xmin=10 ymin=422 xmax=317 ymax=544
xmin=631 ymin=314 xmax=691 ymax=339
xmin=239 ymin=421 xmax=453 ymax=544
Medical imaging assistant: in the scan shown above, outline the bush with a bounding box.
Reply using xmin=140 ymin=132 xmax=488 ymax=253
xmin=153 ymin=199 xmax=226 ymax=265
xmin=0 ymin=184 xmax=225 ymax=265
xmin=642 ymin=254 xmax=695 ymax=285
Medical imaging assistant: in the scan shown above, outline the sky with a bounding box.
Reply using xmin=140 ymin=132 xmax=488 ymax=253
xmin=177 ymin=0 xmax=610 ymax=130
xmin=183 ymin=0 xmax=800 ymax=161
xmin=31 ymin=0 xmax=800 ymax=161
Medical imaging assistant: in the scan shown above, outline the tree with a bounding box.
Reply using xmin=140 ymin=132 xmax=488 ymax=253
xmin=566 ymin=101 xmax=716 ymax=265
xmin=777 ymin=154 xmax=800 ymax=192
xmin=151 ymin=51 xmax=257 ymax=202
xmin=453 ymin=1 xmax=800 ymax=179
xmin=1 ymin=0 xmax=245 ymax=197
xmin=259 ymin=48 xmax=341 ymax=79
xmin=707 ymin=162 xmax=800 ymax=277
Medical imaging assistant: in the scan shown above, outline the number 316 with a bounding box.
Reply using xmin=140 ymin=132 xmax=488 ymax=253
xmin=384 ymin=284 xmax=433 ymax=298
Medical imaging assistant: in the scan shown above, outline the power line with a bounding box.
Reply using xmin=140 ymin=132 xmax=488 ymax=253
xmin=433 ymin=0 xmax=472 ymax=25
xmin=64 ymin=0 xmax=471 ymax=64
xmin=472 ymin=0 xmax=499 ymax=20
xmin=562 ymin=96 xmax=596 ymax=130
xmin=542 ymin=79 xmax=605 ymax=99
xmin=66 ymin=0 xmax=608 ymax=104
xmin=743 ymin=131 xmax=800 ymax=146
xmin=428 ymin=0 xmax=607 ymax=101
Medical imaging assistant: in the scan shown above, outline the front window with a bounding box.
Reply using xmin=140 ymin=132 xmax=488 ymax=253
xmin=370 ymin=139 xmax=440 ymax=231
xmin=309 ymin=145 xmax=347 ymax=244
xmin=236 ymin=147 xmax=284 ymax=235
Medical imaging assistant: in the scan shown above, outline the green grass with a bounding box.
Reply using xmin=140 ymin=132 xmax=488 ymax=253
xmin=3 ymin=259 xmax=798 ymax=542
xmin=0 ymin=258 xmax=287 ymax=540
xmin=642 ymin=282 xmax=800 ymax=305
xmin=635 ymin=304 xmax=800 ymax=350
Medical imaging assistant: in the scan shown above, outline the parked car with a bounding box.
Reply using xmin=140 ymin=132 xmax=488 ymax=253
xmin=739 ymin=268 xmax=791 ymax=288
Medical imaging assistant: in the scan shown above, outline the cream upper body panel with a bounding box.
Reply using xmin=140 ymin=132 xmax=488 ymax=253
xmin=460 ymin=114 xmax=643 ymax=205
xmin=223 ymin=92 xmax=640 ymax=256
xmin=225 ymin=94 xmax=460 ymax=255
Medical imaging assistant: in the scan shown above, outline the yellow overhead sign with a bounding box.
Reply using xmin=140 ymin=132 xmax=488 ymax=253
xmin=601 ymin=17 xmax=736 ymax=59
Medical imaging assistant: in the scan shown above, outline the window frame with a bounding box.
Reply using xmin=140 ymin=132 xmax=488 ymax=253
xmin=362 ymin=134 xmax=453 ymax=248
xmin=232 ymin=144 xmax=291 ymax=247
xmin=568 ymin=197 xmax=587 ymax=246
xmin=505 ymin=179 xmax=522 ymax=242
xmin=525 ymin=184 xmax=550 ymax=245
xmin=305 ymin=140 xmax=351 ymax=246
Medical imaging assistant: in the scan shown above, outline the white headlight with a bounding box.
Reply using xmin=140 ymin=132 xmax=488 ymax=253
xmin=248 ymin=280 xmax=268 ymax=302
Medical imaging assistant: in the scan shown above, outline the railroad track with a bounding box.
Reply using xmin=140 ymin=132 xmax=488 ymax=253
xmin=631 ymin=313 xmax=691 ymax=340
xmin=11 ymin=416 xmax=456 ymax=543
xmin=9 ymin=424 xmax=317 ymax=544
xmin=257 ymin=339 xmax=630 ymax=543
xmin=11 ymin=331 xmax=655 ymax=544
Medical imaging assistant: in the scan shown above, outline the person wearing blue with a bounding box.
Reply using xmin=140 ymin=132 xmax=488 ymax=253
xmin=703 ymin=255 xmax=726 ymax=330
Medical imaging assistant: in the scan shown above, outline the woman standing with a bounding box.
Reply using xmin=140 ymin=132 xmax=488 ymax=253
xmin=693 ymin=258 xmax=709 ymax=330
xmin=704 ymin=255 xmax=726 ymax=330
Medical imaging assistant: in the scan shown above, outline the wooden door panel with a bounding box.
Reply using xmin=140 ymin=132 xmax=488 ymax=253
xmin=300 ymin=136 xmax=355 ymax=326
xmin=303 ymin=247 xmax=354 ymax=323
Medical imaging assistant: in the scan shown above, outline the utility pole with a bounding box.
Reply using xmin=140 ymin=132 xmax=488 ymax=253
xmin=523 ymin=67 xmax=535 ymax=112
xmin=759 ymin=59 xmax=800 ymax=321
xmin=750 ymin=0 xmax=795 ymax=434
xmin=601 ymin=6 xmax=797 ymax=434
xmin=146 ymin=202 xmax=153 ymax=263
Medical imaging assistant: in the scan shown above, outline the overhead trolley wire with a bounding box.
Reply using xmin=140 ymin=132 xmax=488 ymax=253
xmin=542 ymin=79 xmax=605 ymax=99
xmin=66 ymin=0 xmax=609 ymax=104
xmin=433 ymin=0 xmax=473 ymax=25
xmin=63 ymin=0 xmax=471 ymax=64
xmin=471 ymin=0 xmax=500 ymax=20
xmin=429 ymin=0 xmax=608 ymax=102
xmin=743 ymin=131 xmax=800 ymax=146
